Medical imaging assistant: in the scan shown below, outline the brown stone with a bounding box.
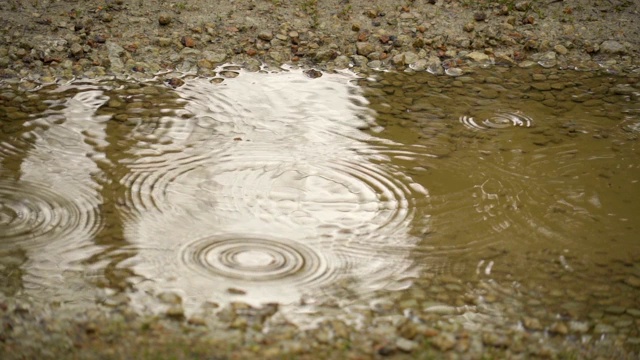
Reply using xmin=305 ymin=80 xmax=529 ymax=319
xmin=181 ymin=36 xmax=195 ymax=48
xmin=158 ymin=14 xmax=171 ymax=26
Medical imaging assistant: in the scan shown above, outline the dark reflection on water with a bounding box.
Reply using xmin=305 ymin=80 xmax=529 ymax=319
xmin=0 ymin=67 xmax=638 ymax=329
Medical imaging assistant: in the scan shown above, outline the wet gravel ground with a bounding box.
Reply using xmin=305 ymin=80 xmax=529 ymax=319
xmin=0 ymin=0 xmax=638 ymax=80
xmin=1 ymin=0 xmax=640 ymax=359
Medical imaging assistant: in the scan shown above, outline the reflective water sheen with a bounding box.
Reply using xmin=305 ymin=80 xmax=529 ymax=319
xmin=0 ymin=66 xmax=639 ymax=333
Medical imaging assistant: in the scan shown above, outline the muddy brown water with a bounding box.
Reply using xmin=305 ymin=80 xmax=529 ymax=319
xmin=1 ymin=66 xmax=639 ymax=345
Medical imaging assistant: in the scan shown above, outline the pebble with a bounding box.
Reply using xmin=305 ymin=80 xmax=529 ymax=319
xmin=431 ymin=332 xmax=456 ymax=351
xmin=181 ymin=36 xmax=196 ymax=48
xmin=158 ymin=14 xmax=172 ymax=26
xmin=165 ymin=304 xmax=184 ymax=319
xmin=549 ymin=322 xmax=568 ymax=335
xmin=623 ymin=276 xmax=640 ymax=288
xmin=600 ymin=40 xmax=626 ymax=55
xmin=396 ymin=337 xmax=418 ymax=352
xmin=258 ymin=30 xmax=273 ymax=41
xmin=568 ymin=321 xmax=590 ymax=333
xmin=157 ymin=292 xmax=182 ymax=305
xmin=523 ymin=317 xmax=543 ymax=331
xmin=356 ymin=42 xmax=375 ymax=56
xmin=482 ymin=332 xmax=509 ymax=347
xmin=593 ymin=323 xmax=616 ymax=334
xmin=465 ymin=51 xmax=489 ymax=62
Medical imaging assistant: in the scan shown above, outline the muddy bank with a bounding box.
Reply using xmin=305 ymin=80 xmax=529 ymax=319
xmin=0 ymin=0 xmax=639 ymax=80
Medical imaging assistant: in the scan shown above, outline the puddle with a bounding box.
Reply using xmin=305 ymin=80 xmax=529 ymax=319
xmin=1 ymin=66 xmax=639 ymax=349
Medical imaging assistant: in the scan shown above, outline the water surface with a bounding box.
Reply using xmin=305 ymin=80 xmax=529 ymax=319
xmin=1 ymin=66 xmax=639 ymax=343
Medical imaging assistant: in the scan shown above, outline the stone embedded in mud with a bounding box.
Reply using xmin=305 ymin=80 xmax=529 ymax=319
xmin=396 ymin=337 xmax=418 ymax=352
xmin=623 ymin=276 xmax=640 ymax=288
xmin=465 ymin=51 xmax=489 ymax=62
xmin=549 ymin=322 xmax=568 ymax=335
xmin=514 ymin=1 xmax=530 ymax=11
xmin=473 ymin=12 xmax=487 ymax=22
xmin=181 ymin=36 xmax=196 ymax=48
xmin=600 ymin=40 xmax=626 ymax=55
xmin=258 ymin=30 xmax=274 ymax=41
xmin=303 ymin=69 xmax=322 ymax=79
xmin=157 ymin=292 xmax=182 ymax=305
xmin=463 ymin=22 xmax=475 ymax=32
xmin=70 ymin=43 xmax=83 ymax=56
xmin=356 ymin=41 xmax=375 ymax=56
xmin=593 ymin=323 xmax=616 ymax=334
xmin=158 ymin=14 xmax=172 ymax=26
xmin=165 ymin=304 xmax=185 ymax=319
xmin=431 ymin=332 xmax=456 ymax=351
xmin=554 ymin=44 xmax=568 ymax=55
xmin=568 ymin=321 xmax=590 ymax=333
xmin=523 ymin=317 xmax=543 ymax=331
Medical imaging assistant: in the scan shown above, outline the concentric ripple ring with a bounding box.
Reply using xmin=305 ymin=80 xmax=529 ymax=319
xmin=181 ymin=236 xmax=331 ymax=284
xmin=0 ymin=180 xmax=100 ymax=250
xmin=459 ymin=111 xmax=533 ymax=130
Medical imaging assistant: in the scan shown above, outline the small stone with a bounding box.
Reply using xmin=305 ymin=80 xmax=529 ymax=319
xmin=197 ymin=59 xmax=213 ymax=69
xmin=158 ymin=14 xmax=172 ymax=26
xmin=391 ymin=54 xmax=404 ymax=66
xmin=410 ymin=59 xmax=428 ymax=71
xmin=593 ymin=323 xmax=616 ymax=335
xmin=463 ymin=22 xmax=475 ymax=32
xmin=611 ymin=84 xmax=636 ymax=95
xmin=600 ymin=40 xmax=626 ymax=55
xmin=396 ymin=337 xmax=418 ymax=352
xmin=568 ymin=321 xmax=590 ymax=333
xmin=165 ymin=305 xmax=184 ymax=319
xmin=156 ymin=37 xmax=172 ymax=47
xmin=532 ymin=73 xmax=546 ymax=81
xmin=227 ymin=288 xmax=246 ymax=295
xmin=515 ymin=1 xmax=530 ymax=11
xmin=166 ymin=78 xmax=184 ymax=88
xmin=554 ymin=44 xmax=568 ymax=55
xmin=532 ymin=83 xmax=551 ymax=91
xmin=604 ymin=306 xmax=626 ymax=315
xmin=474 ymin=12 xmax=487 ymax=22
xmin=431 ymin=332 xmax=456 ymax=351
xmin=334 ymin=55 xmax=350 ymax=69
xmin=482 ymin=332 xmax=509 ymax=347
xmin=70 ymin=43 xmax=83 ymax=56
xmin=356 ymin=42 xmax=375 ymax=56
xmin=593 ymin=323 xmax=616 ymax=334
xmin=188 ymin=316 xmax=207 ymax=326
xmin=157 ymin=292 xmax=182 ymax=305
xmin=623 ymin=276 xmax=640 ymax=288
xmin=465 ymin=51 xmax=489 ymax=62
xmin=626 ymin=309 xmax=640 ymax=317
xmin=549 ymin=322 xmax=568 ymax=335
xmin=101 ymin=12 xmax=113 ymax=23
xmin=424 ymin=305 xmax=457 ymax=315
xmin=523 ymin=317 xmax=543 ymax=331
xmin=367 ymin=60 xmax=382 ymax=69
xmin=258 ymin=30 xmax=273 ymax=41
xmin=303 ymin=69 xmax=322 ymax=79
xmin=181 ymin=36 xmax=196 ymax=48
xmin=445 ymin=67 xmax=463 ymax=77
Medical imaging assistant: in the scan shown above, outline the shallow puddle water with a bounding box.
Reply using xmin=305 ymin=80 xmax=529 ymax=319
xmin=1 ymin=66 xmax=639 ymax=350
